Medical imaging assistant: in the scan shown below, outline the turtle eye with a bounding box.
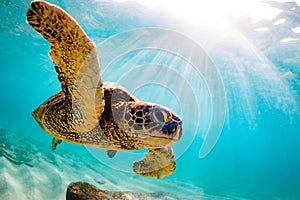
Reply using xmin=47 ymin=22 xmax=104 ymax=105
xmin=154 ymin=109 xmax=170 ymax=123
xmin=154 ymin=110 xmax=164 ymax=122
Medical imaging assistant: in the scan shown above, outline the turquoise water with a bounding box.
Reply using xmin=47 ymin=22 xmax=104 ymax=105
xmin=1 ymin=0 xmax=300 ymax=199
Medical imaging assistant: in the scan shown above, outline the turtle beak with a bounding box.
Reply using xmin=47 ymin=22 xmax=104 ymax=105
xmin=174 ymin=123 xmax=182 ymax=141
xmin=172 ymin=115 xmax=182 ymax=141
xmin=161 ymin=120 xmax=182 ymax=141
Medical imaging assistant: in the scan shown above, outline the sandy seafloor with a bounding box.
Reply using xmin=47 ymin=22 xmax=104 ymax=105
xmin=1 ymin=0 xmax=300 ymax=199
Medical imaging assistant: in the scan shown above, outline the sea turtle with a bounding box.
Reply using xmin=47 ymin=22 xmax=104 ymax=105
xmin=26 ymin=0 xmax=182 ymax=179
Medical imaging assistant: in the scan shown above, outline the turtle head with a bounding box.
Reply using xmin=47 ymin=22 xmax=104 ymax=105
xmin=122 ymin=102 xmax=182 ymax=146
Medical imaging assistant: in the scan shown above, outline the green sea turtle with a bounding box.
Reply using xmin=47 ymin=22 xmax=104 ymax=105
xmin=26 ymin=0 xmax=182 ymax=179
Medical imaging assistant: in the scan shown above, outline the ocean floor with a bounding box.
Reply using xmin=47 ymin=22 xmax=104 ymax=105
xmin=0 ymin=128 xmax=207 ymax=200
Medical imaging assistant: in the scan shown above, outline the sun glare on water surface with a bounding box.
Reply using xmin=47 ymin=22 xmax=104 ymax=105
xmin=113 ymin=0 xmax=295 ymax=26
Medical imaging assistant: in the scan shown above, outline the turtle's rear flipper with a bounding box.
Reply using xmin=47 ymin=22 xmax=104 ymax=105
xmin=106 ymin=150 xmax=117 ymax=158
xmin=52 ymin=137 xmax=62 ymax=150
xmin=132 ymin=147 xmax=175 ymax=179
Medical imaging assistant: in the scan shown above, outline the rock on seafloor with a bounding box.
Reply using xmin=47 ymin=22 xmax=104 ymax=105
xmin=66 ymin=182 xmax=168 ymax=200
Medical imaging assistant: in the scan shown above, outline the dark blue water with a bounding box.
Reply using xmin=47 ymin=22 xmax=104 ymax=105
xmin=0 ymin=0 xmax=299 ymax=199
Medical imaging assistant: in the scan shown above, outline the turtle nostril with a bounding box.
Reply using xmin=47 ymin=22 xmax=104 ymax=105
xmin=162 ymin=121 xmax=179 ymax=136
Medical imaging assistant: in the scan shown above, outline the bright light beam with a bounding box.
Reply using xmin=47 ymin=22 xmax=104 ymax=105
xmin=114 ymin=0 xmax=283 ymax=26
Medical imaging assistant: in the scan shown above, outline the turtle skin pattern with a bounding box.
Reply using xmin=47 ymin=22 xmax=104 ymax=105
xmin=27 ymin=0 xmax=182 ymax=179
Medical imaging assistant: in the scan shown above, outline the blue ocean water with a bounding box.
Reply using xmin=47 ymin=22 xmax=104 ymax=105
xmin=1 ymin=0 xmax=300 ymax=199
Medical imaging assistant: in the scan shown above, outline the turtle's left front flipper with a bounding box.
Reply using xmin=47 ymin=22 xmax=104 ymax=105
xmin=26 ymin=1 xmax=104 ymax=133
xmin=132 ymin=147 xmax=176 ymax=179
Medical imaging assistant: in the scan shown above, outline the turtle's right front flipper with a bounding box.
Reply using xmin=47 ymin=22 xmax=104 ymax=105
xmin=132 ymin=147 xmax=176 ymax=179
xmin=26 ymin=1 xmax=104 ymax=133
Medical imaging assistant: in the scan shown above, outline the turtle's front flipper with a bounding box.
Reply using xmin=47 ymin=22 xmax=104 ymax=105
xmin=132 ymin=147 xmax=176 ymax=179
xmin=26 ymin=1 xmax=104 ymax=133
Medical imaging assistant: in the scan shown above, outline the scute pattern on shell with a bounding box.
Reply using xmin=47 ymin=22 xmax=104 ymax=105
xmin=27 ymin=0 xmax=182 ymax=179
